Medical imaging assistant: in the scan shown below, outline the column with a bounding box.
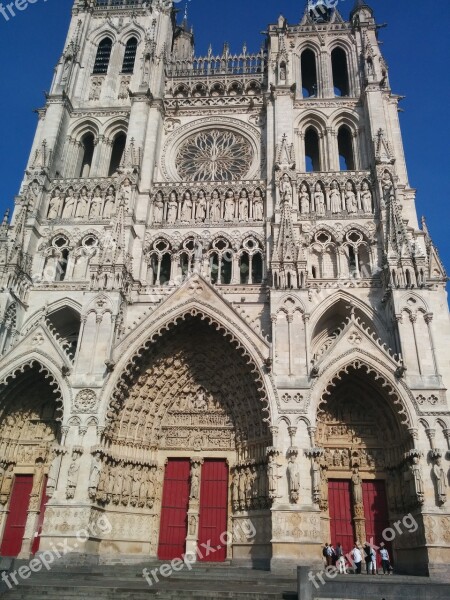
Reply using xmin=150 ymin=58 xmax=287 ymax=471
xmin=186 ymin=458 xmax=203 ymax=561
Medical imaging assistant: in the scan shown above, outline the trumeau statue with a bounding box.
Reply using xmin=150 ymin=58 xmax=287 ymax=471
xmin=351 ymin=467 xmax=363 ymax=505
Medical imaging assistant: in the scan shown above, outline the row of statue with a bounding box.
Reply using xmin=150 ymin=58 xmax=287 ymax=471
xmin=86 ymin=455 xmax=162 ymax=508
xmin=279 ymin=173 xmax=374 ymax=215
xmin=152 ymin=188 xmax=265 ymax=225
xmin=46 ymin=180 xmax=132 ymax=220
xmin=231 ymin=461 xmax=271 ymax=511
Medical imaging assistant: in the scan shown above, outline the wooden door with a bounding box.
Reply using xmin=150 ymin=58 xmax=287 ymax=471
xmin=198 ymin=460 xmax=228 ymax=563
xmin=328 ymin=479 xmax=355 ymax=558
xmin=363 ymin=480 xmax=392 ymax=565
xmin=0 ymin=475 xmax=33 ymax=557
xmin=158 ymin=459 xmax=191 ymax=560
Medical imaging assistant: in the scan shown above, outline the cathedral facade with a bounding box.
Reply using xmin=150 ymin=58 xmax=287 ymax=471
xmin=0 ymin=0 xmax=449 ymax=579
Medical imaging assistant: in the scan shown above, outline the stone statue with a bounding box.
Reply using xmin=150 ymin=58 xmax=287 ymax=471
xmin=181 ymin=191 xmax=193 ymax=222
xmin=190 ymin=465 xmax=200 ymax=500
xmin=287 ymin=455 xmax=300 ymax=503
xmin=89 ymin=186 xmax=103 ymax=218
xmin=167 ymin=192 xmax=178 ymax=224
xmin=66 ymin=451 xmax=81 ymax=499
xmin=121 ymin=468 xmax=132 ymax=506
xmin=189 ymin=515 xmax=197 ymax=536
xmin=345 ymin=182 xmax=358 ymax=214
xmin=239 ymin=189 xmax=249 ymax=221
xmin=62 ymin=188 xmax=76 ymax=219
xmin=224 ymin=190 xmax=235 ymax=221
xmin=253 ymin=189 xmax=264 ymax=221
xmin=88 ymin=454 xmax=102 ymax=500
xmin=382 ymin=171 xmax=394 ymax=201
xmin=152 ymin=191 xmax=164 ymax=223
xmin=47 ymin=451 xmax=60 ymax=497
xmin=314 ymin=183 xmax=325 ymax=216
xmin=280 ymin=174 xmax=293 ymax=206
xmin=361 ymin=181 xmax=373 ymax=213
xmin=410 ymin=455 xmax=424 ymax=505
xmin=433 ymin=457 xmax=447 ymax=505
xmin=267 ymin=454 xmax=281 ymax=499
xmin=330 ymin=181 xmax=341 ymax=214
xmin=196 ymin=190 xmax=207 ymax=222
xmin=112 ymin=470 xmax=123 ymax=505
xmin=351 ymin=468 xmax=363 ymax=505
xmin=299 ymin=184 xmax=310 ymax=214
xmin=48 ymin=189 xmax=63 ymax=220
xmin=119 ymin=178 xmax=132 ymax=206
xmin=194 ymin=238 xmax=204 ymax=272
xmin=210 ymin=190 xmax=222 ymax=221
xmin=131 ymin=466 xmax=141 ymax=506
xmin=75 ymin=187 xmax=89 ymax=219
xmin=103 ymin=186 xmax=116 ymax=219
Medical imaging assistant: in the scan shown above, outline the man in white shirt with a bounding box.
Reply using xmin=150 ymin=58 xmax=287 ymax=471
xmin=379 ymin=543 xmax=392 ymax=575
xmin=352 ymin=543 xmax=362 ymax=574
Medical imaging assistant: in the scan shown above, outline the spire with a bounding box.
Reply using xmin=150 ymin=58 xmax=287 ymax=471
xmin=350 ymin=0 xmax=374 ymax=21
xmin=0 ymin=209 xmax=10 ymax=240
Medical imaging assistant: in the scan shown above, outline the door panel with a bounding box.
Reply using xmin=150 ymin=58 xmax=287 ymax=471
xmin=363 ymin=480 xmax=392 ymax=565
xmin=328 ymin=479 xmax=355 ymax=558
xmin=0 ymin=475 xmax=33 ymax=557
xmin=31 ymin=476 xmax=49 ymax=555
xmin=158 ymin=459 xmax=191 ymax=560
xmin=198 ymin=460 xmax=228 ymax=563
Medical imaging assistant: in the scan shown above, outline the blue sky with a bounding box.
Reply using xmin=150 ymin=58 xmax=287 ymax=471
xmin=0 ymin=0 xmax=449 ymax=276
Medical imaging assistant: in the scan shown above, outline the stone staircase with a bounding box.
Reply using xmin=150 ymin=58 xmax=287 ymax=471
xmin=1 ymin=562 xmax=450 ymax=600
xmin=0 ymin=563 xmax=298 ymax=600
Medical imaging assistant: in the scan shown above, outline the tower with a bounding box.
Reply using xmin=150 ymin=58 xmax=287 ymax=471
xmin=0 ymin=0 xmax=449 ymax=579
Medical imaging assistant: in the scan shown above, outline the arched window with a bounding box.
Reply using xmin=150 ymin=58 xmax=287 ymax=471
xmin=93 ymin=38 xmax=113 ymax=75
xmin=147 ymin=239 xmax=172 ymax=286
xmin=305 ymin=127 xmax=321 ymax=172
xmin=331 ymin=47 xmax=350 ymax=97
xmin=79 ymin=133 xmax=95 ymax=178
xmin=301 ymin=49 xmax=318 ymax=98
xmin=108 ymin=132 xmax=126 ymax=176
xmin=338 ymin=126 xmax=355 ymax=170
xmin=209 ymin=238 xmax=232 ymax=285
xmin=122 ymin=37 xmax=138 ymax=74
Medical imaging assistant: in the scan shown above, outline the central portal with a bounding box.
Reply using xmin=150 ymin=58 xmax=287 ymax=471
xmin=158 ymin=458 xmax=229 ymax=562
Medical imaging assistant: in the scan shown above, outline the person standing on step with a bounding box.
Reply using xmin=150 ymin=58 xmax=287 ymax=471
xmin=326 ymin=542 xmax=334 ymax=567
xmin=352 ymin=543 xmax=362 ymax=574
xmin=322 ymin=543 xmax=329 ymax=566
xmin=336 ymin=543 xmax=347 ymax=574
xmin=364 ymin=542 xmax=374 ymax=574
xmin=379 ymin=543 xmax=392 ymax=575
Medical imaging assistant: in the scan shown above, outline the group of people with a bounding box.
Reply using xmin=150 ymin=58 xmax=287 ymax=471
xmin=323 ymin=541 xmax=393 ymax=575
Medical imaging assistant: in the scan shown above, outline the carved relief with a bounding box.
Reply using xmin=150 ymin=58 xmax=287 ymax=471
xmin=73 ymin=389 xmax=98 ymax=413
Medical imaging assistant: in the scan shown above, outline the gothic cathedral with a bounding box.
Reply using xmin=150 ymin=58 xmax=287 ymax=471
xmin=0 ymin=0 xmax=449 ymax=579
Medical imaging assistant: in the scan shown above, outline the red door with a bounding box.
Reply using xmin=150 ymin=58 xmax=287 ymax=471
xmin=198 ymin=460 xmax=228 ymax=563
xmin=363 ymin=480 xmax=392 ymax=565
xmin=0 ymin=475 xmax=33 ymax=557
xmin=158 ymin=459 xmax=191 ymax=560
xmin=31 ymin=476 xmax=49 ymax=555
xmin=328 ymin=479 xmax=355 ymax=558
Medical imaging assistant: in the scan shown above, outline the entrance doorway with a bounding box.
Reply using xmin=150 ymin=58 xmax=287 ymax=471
xmin=363 ymin=480 xmax=392 ymax=565
xmin=0 ymin=475 xmax=33 ymax=557
xmin=328 ymin=480 xmax=354 ymax=556
xmin=198 ymin=460 xmax=228 ymax=562
xmin=158 ymin=458 xmax=230 ymax=562
xmin=158 ymin=459 xmax=191 ymax=560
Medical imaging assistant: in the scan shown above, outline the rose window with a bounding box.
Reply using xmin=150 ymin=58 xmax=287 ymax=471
xmin=176 ymin=129 xmax=253 ymax=182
